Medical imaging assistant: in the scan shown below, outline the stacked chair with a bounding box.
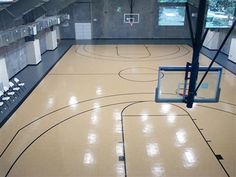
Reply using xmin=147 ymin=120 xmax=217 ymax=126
xmin=0 ymin=78 xmax=25 ymax=114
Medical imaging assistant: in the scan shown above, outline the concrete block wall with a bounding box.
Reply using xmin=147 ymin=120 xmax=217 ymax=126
xmin=0 ymin=39 xmax=27 ymax=78
xmin=91 ymin=0 xmax=191 ymax=39
xmin=0 ymin=0 xmax=234 ymax=83
xmin=60 ymin=0 xmax=191 ymax=39
xmin=0 ymin=27 xmax=60 ymax=80
xmin=0 ymin=57 xmax=9 ymax=90
xmin=38 ymin=30 xmax=48 ymax=54
xmin=60 ymin=4 xmax=75 ymax=39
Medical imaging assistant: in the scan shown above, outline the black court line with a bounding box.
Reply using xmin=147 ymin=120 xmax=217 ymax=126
xmin=75 ymin=45 xmax=191 ymax=62
xmin=0 ymin=92 xmax=154 ymax=159
xmin=48 ymin=73 xmax=158 ymax=76
xmin=82 ymin=44 xmax=186 ymax=60
xmin=1 ymin=42 xmax=233 ymax=176
xmin=119 ymin=67 xmax=158 ymax=72
xmin=144 ymin=45 xmax=152 ymax=57
xmin=2 ymin=98 xmax=232 ymax=177
xmin=197 ymin=105 xmax=236 ymax=116
xmin=216 ymin=154 xmax=224 ymax=160
xmin=0 ymin=40 xmax=74 ymax=127
xmin=172 ymin=104 xmax=230 ymax=177
xmin=123 ymin=101 xmax=233 ymax=177
xmin=155 ymin=93 xmax=233 ymax=174
xmin=122 ymin=73 xmax=158 ymax=75
xmin=119 ymin=101 xmax=181 ymax=177
xmin=123 ymin=114 xmax=188 ymax=117
xmin=79 ymin=46 xmax=189 ymax=62
xmin=159 ymin=93 xmax=235 ymax=176
xmin=118 ymin=77 xmax=157 ymax=83
xmin=49 ymin=73 xmax=119 ymax=75
xmin=86 ymin=44 xmax=151 ymax=59
xmin=161 ymin=93 xmax=236 ymax=115
xmin=219 ymin=101 xmax=236 ymax=107
xmin=4 ymin=101 xmax=144 ymax=177
xmin=120 ymin=101 xmax=145 ymax=177
xmin=115 ymin=45 xmax=119 ymax=56
xmin=75 ymin=38 xmax=191 ymax=45
xmin=116 ymin=45 xmax=151 ymax=58
xmin=118 ymin=67 xmax=158 ymax=82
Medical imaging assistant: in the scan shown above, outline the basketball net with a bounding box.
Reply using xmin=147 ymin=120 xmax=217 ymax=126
xmin=130 ymin=22 xmax=134 ymax=26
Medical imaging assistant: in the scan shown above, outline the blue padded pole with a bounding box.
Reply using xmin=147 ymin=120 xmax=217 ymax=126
xmin=186 ymin=0 xmax=207 ymax=108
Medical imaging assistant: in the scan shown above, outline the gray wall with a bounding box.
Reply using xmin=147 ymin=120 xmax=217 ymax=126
xmin=0 ymin=0 xmax=75 ymax=80
xmin=60 ymin=4 xmax=76 ymax=39
xmin=60 ymin=2 xmax=92 ymax=39
xmin=187 ymin=0 xmax=236 ymax=56
xmin=91 ymin=0 xmax=190 ymax=39
xmin=38 ymin=30 xmax=48 ymax=54
xmin=60 ymin=0 xmax=191 ymax=39
xmin=0 ymin=28 xmax=61 ymax=79
xmin=0 ymin=40 xmax=27 ymax=78
xmin=0 ymin=0 xmax=235 ymax=80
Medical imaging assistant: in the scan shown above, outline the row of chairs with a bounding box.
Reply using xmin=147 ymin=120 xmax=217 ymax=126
xmin=0 ymin=78 xmax=25 ymax=114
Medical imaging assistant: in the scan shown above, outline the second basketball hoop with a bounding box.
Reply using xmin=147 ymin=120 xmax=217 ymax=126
xmin=124 ymin=13 xmax=140 ymax=26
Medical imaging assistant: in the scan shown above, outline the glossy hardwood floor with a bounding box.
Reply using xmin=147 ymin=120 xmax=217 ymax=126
xmin=0 ymin=44 xmax=235 ymax=177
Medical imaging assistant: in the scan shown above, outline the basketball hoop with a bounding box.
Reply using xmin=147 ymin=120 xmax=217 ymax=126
xmin=129 ymin=18 xmax=134 ymax=26
xmin=124 ymin=13 xmax=140 ymax=26
xmin=176 ymin=87 xmax=188 ymax=98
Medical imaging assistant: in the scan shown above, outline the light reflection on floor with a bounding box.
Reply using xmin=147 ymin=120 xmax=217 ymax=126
xmin=0 ymin=45 xmax=235 ymax=177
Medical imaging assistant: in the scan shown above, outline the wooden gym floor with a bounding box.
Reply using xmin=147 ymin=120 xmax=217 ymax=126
xmin=0 ymin=44 xmax=235 ymax=177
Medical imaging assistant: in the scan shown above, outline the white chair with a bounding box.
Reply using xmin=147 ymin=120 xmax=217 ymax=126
xmin=0 ymin=90 xmax=10 ymax=109
xmin=14 ymin=78 xmax=25 ymax=87
xmin=3 ymin=86 xmax=15 ymax=96
xmin=0 ymin=91 xmax=10 ymax=102
xmin=9 ymin=82 xmax=20 ymax=91
xmin=8 ymin=81 xmax=21 ymax=98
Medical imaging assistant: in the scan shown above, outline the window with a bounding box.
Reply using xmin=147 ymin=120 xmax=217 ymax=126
xmin=158 ymin=0 xmax=186 ymax=26
xmin=206 ymin=0 xmax=236 ymax=28
xmin=159 ymin=6 xmax=186 ymax=26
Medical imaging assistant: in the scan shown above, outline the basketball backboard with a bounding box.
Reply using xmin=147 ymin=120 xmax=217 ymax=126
xmin=124 ymin=13 xmax=140 ymax=26
xmin=155 ymin=66 xmax=223 ymax=103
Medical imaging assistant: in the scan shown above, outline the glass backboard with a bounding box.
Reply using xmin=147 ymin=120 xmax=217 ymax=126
xmin=155 ymin=66 xmax=223 ymax=103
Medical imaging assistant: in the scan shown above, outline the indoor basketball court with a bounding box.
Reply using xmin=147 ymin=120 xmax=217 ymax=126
xmin=0 ymin=0 xmax=236 ymax=177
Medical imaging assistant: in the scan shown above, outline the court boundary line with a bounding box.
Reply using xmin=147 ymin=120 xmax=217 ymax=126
xmin=74 ymin=45 xmax=191 ymax=62
xmin=1 ymin=98 xmax=233 ymax=177
xmin=0 ymin=93 xmax=154 ymax=159
xmin=172 ymin=103 xmax=231 ymax=177
xmin=118 ymin=67 xmax=158 ymax=82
